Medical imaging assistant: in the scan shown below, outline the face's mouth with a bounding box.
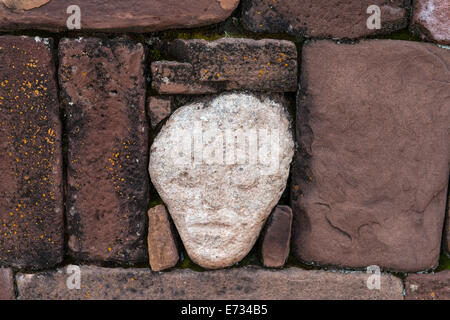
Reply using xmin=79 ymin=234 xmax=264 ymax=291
xmin=182 ymin=208 xmax=248 ymax=248
xmin=184 ymin=208 xmax=242 ymax=227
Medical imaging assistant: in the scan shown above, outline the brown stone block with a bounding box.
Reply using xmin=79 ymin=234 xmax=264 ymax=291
xmin=16 ymin=265 xmax=404 ymax=300
xmin=0 ymin=268 xmax=14 ymax=300
xmin=152 ymin=38 xmax=297 ymax=94
xmin=405 ymin=271 xmax=450 ymax=300
xmin=445 ymin=193 xmax=449 ymax=257
xmin=261 ymin=205 xmax=292 ymax=268
xmin=59 ymin=38 xmax=149 ymax=264
xmin=151 ymin=61 xmax=218 ymax=95
xmin=242 ymin=0 xmax=409 ymax=39
xmin=292 ymin=40 xmax=450 ymax=272
xmin=147 ymin=96 xmax=173 ymax=129
xmin=0 ymin=0 xmax=239 ymax=33
xmin=411 ymin=0 xmax=450 ymax=44
xmin=0 ymin=35 xmax=64 ymax=269
xmin=147 ymin=205 xmax=179 ymax=271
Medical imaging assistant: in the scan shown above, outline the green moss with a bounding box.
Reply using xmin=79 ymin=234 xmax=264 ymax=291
xmin=285 ymin=255 xmax=316 ymax=270
xmin=129 ymin=33 xmax=147 ymax=44
xmin=148 ymin=199 xmax=163 ymax=208
xmin=375 ymin=29 xmax=423 ymax=42
xmin=161 ymin=29 xmax=298 ymax=42
xmin=160 ymin=29 xmax=252 ymax=42
xmin=177 ymin=253 xmax=205 ymax=272
xmin=148 ymin=49 xmax=162 ymax=61
xmin=157 ymin=12 xmax=297 ymax=43
xmin=170 ymin=31 xmax=227 ymax=41
xmin=436 ymin=253 xmax=450 ymax=272
xmin=236 ymin=249 xmax=260 ymax=267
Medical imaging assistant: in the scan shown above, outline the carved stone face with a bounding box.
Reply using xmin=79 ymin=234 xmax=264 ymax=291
xmin=149 ymin=93 xmax=294 ymax=269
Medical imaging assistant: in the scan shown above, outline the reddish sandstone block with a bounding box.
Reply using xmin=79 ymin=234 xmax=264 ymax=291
xmin=16 ymin=266 xmax=404 ymax=300
xmin=292 ymin=40 xmax=450 ymax=272
xmin=0 ymin=0 xmax=239 ymax=33
xmin=0 ymin=268 xmax=14 ymax=300
xmin=147 ymin=96 xmax=174 ymax=129
xmin=0 ymin=35 xmax=64 ymax=269
xmin=242 ymin=0 xmax=409 ymax=39
xmin=59 ymin=38 xmax=149 ymax=264
xmin=261 ymin=206 xmax=292 ymax=268
xmin=405 ymin=271 xmax=450 ymax=300
xmin=147 ymin=205 xmax=179 ymax=271
xmin=445 ymin=193 xmax=449 ymax=258
xmin=151 ymin=38 xmax=297 ymax=94
xmin=411 ymin=0 xmax=450 ymax=44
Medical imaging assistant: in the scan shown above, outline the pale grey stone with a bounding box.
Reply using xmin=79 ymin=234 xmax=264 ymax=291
xmin=149 ymin=93 xmax=294 ymax=269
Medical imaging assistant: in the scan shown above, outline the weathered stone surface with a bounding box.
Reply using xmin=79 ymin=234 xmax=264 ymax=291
xmin=411 ymin=0 xmax=450 ymax=44
xmin=0 ymin=36 xmax=64 ymax=269
xmin=445 ymin=193 xmax=450 ymax=257
xmin=151 ymin=61 xmax=213 ymax=95
xmin=151 ymin=38 xmax=297 ymax=94
xmin=2 ymin=0 xmax=50 ymax=10
xmin=59 ymin=38 xmax=149 ymax=264
xmin=147 ymin=96 xmax=173 ymax=129
xmin=0 ymin=0 xmax=239 ymax=32
xmin=261 ymin=205 xmax=292 ymax=268
xmin=150 ymin=93 xmax=294 ymax=269
xmin=0 ymin=268 xmax=14 ymax=300
xmin=292 ymin=40 xmax=450 ymax=272
xmin=16 ymin=265 xmax=404 ymax=300
xmin=242 ymin=0 xmax=409 ymax=39
xmin=147 ymin=205 xmax=179 ymax=271
xmin=405 ymin=271 xmax=450 ymax=300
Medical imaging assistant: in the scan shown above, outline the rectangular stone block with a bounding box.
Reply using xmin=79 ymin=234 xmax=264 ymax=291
xmin=242 ymin=0 xmax=409 ymax=39
xmin=0 ymin=0 xmax=238 ymax=33
xmin=292 ymin=40 xmax=450 ymax=272
xmin=261 ymin=205 xmax=293 ymax=268
xmin=147 ymin=96 xmax=174 ymax=129
xmin=147 ymin=205 xmax=179 ymax=271
xmin=445 ymin=193 xmax=450 ymax=257
xmin=0 ymin=268 xmax=15 ymax=300
xmin=0 ymin=35 xmax=64 ymax=269
xmin=16 ymin=266 xmax=404 ymax=300
xmin=152 ymin=38 xmax=297 ymax=94
xmin=59 ymin=38 xmax=149 ymax=264
xmin=411 ymin=0 xmax=450 ymax=44
xmin=151 ymin=61 xmax=219 ymax=94
xmin=405 ymin=271 xmax=449 ymax=300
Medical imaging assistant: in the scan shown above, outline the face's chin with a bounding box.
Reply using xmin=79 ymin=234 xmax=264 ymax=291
xmin=184 ymin=229 xmax=252 ymax=269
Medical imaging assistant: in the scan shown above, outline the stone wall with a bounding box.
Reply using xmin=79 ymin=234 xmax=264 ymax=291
xmin=0 ymin=0 xmax=449 ymax=300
